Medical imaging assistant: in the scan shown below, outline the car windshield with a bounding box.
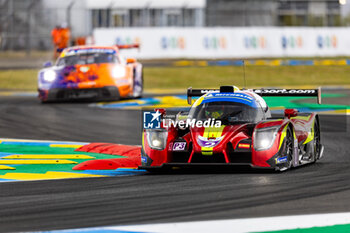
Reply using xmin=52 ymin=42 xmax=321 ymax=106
xmin=188 ymin=101 xmax=265 ymax=124
xmin=56 ymin=53 xmax=119 ymax=66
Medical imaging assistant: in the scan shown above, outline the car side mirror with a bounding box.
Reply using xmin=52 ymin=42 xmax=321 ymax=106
xmin=284 ymin=109 xmax=298 ymax=118
xmin=126 ymin=58 xmax=137 ymax=64
xmin=43 ymin=61 xmax=53 ymax=68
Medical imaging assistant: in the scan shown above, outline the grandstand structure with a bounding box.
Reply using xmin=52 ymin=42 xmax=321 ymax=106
xmin=206 ymin=0 xmax=342 ymax=27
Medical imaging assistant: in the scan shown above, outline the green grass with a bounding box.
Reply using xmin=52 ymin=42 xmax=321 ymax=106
xmin=144 ymin=66 xmax=350 ymax=90
xmin=0 ymin=69 xmax=38 ymax=90
xmin=0 ymin=50 xmax=51 ymax=59
xmin=0 ymin=66 xmax=350 ymax=91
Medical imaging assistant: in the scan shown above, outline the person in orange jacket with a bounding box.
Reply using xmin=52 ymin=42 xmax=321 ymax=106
xmin=59 ymin=22 xmax=70 ymax=49
xmin=51 ymin=23 xmax=71 ymax=59
xmin=51 ymin=25 xmax=61 ymax=59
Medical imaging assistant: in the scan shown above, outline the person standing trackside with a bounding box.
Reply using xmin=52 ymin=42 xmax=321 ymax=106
xmin=51 ymin=25 xmax=61 ymax=59
xmin=51 ymin=23 xmax=71 ymax=59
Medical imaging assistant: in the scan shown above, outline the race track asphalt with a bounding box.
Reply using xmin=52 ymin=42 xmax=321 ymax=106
xmin=0 ymin=94 xmax=349 ymax=232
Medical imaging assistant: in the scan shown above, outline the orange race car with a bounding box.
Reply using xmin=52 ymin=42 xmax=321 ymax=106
xmin=38 ymin=45 xmax=143 ymax=102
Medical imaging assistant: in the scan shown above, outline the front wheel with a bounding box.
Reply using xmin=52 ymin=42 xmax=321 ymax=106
xmin=276 ymin=127 xmax=294 ymax=172
xmin=132 ymin=66 xmax=143 ymax=98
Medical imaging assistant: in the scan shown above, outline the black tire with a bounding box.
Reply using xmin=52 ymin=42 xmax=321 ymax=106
xmin=133 ymin=67 xmax=143 ymax=99
xmin=313 ymin=119 xmax=321 ymax=161
xmin=277 ymin=127 xmax=294 ymax=171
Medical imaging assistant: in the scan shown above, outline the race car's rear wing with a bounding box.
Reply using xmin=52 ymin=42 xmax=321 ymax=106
xmin=116 ymin=44 xmax=140 ymax=50
xmin=187 ymin=86 xmax=321 ymax=105
xmin=187 ymin=87 xmax=218 ymax=104
xmin=252 ymin=88 xmax=321 ymax=104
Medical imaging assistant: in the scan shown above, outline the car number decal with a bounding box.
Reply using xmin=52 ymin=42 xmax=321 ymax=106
xmin=173 ymin=142 xmax=186 ymax=151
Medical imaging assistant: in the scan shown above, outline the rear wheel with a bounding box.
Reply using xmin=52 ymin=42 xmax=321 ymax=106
xmin=313 ymin=119 xmax=321 ymax=161
xmin=277 ymin=127 xmax=294 ymax=171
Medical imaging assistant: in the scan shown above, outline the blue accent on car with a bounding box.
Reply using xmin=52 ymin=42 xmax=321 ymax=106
xmin=202 ymin=92 xmax=258 ymax=108
xmin=277 ymin=156 xmax=288 ymax=164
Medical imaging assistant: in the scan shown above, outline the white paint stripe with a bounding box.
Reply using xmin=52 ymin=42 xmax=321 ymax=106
xmin=108 ymin=212 xmax=350 ymax=233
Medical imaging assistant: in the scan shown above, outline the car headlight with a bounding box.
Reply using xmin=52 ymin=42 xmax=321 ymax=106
xmin=146 ymin=130 xmax=168 ymax=150
xmin=43 ymin=70 xmax=56 ymax=82
xmin=253 ymin=126 xmax=280 ymax=151
xmin=112 ymin=66 xmax=126 ymax=79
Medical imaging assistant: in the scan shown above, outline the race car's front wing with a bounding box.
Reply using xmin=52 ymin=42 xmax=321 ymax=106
xmin=39 ymin=86 xmax=120 ymax=102
xmin=139 ymin=163 xmax=274 ymax=171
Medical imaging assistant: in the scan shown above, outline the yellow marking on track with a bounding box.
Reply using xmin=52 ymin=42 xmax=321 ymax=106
xmin=0 ymin=160 xmax=77 ymax=164
xmin=95 ymin=99 xmax=145 ymax=107
xmin=197 ymin=61 xmax=208 ymax=66
xmin=3 ymin=154 xmax=94 ymax=159
xmin=144 ymin=89 xmax=184 ymax=94
xmin=0 ymin=171 xmax=105 ymax=181
xmin=314 ymin=59 xmax=347 ymax=66
xmin=0 ymin=165 xmax=15 ymax=170
xmin=0 ymin=92 xmax=19 ymax=96
xmin=255 ymin=60 xmax=269 ymax=66
xmin=318 ymin=109 xmax=350 ymax=115
xmin=116 ymin=96 xmax=189 ymax=109
xmin=49 ymin=144 xmax=84 ymax=149
xmin=271 ymin=60 xmax=282 ymax=66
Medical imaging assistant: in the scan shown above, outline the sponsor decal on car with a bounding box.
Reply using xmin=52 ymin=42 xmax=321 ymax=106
xmin=172 ymin=142 xmax=187 ymax=151
xmin=79 ymin=66 xmax=90 ymax=73
xmin=197 ymin=135 xmax=224 ymax=148
xmin=254 ymin=89 xmax=316 ymax=94
xmin=238 ymin=143 xmax=251 ymax=149
xmin=276 ymin=156 xmax=288 ymax=164
xmin=205 ymin=93 xmax=254 ymax=100
xmin=65 ymin=48 xmax=116 ymax=56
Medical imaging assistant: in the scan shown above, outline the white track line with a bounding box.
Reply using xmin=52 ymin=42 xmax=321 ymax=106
xmin=109 ymin=212 xmax=350 ymax=233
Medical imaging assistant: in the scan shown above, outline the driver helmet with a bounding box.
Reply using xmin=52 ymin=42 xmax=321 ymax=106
xmin=205 ymin=106 xmax=224 ymax=119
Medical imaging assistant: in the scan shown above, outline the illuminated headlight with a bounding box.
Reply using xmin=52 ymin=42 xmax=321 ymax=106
xmin=43 ymin=70 xmax=56 ymax=82
xmin=146 ymin=130 xmax=168 ymax=150
xmin=112 ymin=66 xmax=126 ymax=79
xmin=253 ymin=126 xmax=280 ymax=151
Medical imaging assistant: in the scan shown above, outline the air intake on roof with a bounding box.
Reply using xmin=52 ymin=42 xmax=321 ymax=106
xmin=220 ymin=86 xmax=234 ymax=93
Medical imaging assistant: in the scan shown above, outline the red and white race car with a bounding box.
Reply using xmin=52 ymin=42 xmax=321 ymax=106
xmin=140 ymin=86 xmax=324 ymax=171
